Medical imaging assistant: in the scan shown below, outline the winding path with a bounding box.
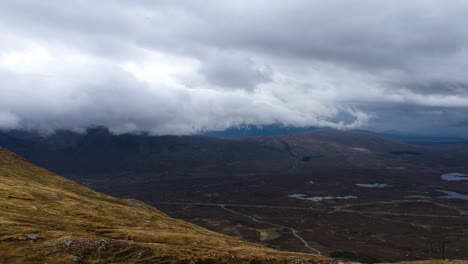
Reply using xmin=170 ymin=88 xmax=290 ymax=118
xmin=154 ymin=200 xmax=468 ymax=255
xmin=154 ymin=201 xmax=468 ymax=219
xmin=219 ymin=205 xmax=321 ymax=255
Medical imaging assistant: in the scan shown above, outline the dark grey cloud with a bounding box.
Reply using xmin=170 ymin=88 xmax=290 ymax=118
xmin=199 ymin=53 xmax=272 ymax=89
xmin=0 ymin=0 xmax=467 ymax=135
xmin=353 ymin=102 xmax=468 ymax=136
xmin=398 ymin=81 xmax=468 ymax=96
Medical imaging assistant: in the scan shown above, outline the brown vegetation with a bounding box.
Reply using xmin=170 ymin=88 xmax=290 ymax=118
xmin=0 ymin=147 xmax=329 ymax=263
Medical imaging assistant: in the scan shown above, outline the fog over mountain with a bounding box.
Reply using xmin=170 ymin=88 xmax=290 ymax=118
xmin=1 ymin=0 xmax=468 ymax=135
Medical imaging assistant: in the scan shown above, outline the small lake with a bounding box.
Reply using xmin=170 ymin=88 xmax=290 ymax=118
xmin=438 ymin=190 xmax=468 ymax=200
xmin=441 ymin=172 xmax=468 ymax=181
xmin=408 ymin=195 xmax=430 ymax=199
xmin=288 ymin=193 xmax=357 ymax=202
xmin=356 ymin=183 xmax=388 ymax=188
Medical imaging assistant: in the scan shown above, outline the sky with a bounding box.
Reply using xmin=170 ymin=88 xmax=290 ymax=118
xmin=0 ymin=0 xmax=468 ymax=136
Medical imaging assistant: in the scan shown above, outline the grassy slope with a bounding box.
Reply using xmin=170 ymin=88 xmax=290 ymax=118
xmin=0 ymin=147 xmax=329 ymax=264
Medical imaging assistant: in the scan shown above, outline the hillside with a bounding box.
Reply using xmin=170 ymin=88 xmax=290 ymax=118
xmin=0 ymin=147 xmax=329 ymax=264
xmin=0 ymin=127 xmax=452 ymax=182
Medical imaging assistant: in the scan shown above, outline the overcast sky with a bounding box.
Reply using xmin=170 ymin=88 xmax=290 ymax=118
xmin=1 ymin=0 xmax=468 ymax=136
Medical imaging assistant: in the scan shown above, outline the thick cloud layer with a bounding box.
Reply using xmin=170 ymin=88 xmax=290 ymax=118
xmin=0 ymin=0 xmax=467 ymax=135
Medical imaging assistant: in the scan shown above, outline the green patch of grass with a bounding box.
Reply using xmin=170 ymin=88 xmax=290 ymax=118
xmin=259 ymin=228 xmax=281 ymax=241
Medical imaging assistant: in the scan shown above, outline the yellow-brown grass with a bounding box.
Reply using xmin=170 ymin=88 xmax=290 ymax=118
xmin=0 ymin=147 xmax=329 ymax=264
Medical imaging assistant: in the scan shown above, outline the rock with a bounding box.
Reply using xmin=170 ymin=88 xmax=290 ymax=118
xmin=330 ymin=260 xmax=344 ymax=264
xmin=62 ymin=239 xmax=73 ymax=247
xmin=73 ymin=255 xmax=83 ymax=263
xmin=24 ymin=234 xmax=38 ymax=242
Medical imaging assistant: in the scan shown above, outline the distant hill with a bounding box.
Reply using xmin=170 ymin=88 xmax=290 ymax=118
xmin=378 ymin=132 xmax=468 ymax=144
xmin=204 ymin=125 xmax=468 ymax=144
xmin=0 ymin=147 xmax=329 ymax=263
xmin=0 ymin=127 xmax=462 ymax=183
xmin=203 ymin=124 xmax=320 ymax=137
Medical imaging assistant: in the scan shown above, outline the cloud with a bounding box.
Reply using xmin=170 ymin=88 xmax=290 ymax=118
xmin=0 ymin=43 xmax=370 ymax=134
xmin=0 ymin=0 xmax=467 ymax=135
xmin=198 ymin=51 xmax=272 ymax=90
xmin=0 ymin=111 xmax=19 ymax=129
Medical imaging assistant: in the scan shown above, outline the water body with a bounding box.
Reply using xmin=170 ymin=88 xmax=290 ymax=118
xmin=356 ymin=183 xmax=388 ymax=188
xmin=441 ymin=172 xmax=468 ymax=181
xmin=288 ymin=194 xmax=357 ymax=202
xmin=437 ymin=190 xmax=468 ymax=200
xmin=408 ymin=195 xmax=430 ymax=199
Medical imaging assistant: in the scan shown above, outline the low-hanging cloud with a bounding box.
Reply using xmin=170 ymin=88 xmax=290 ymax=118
xmin=0 ymin=0 xmax=468 ymax=136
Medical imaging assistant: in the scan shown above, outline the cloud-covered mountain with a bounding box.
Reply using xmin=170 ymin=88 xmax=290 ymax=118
xmin=1 ymin=1 xmax=468 ymax=136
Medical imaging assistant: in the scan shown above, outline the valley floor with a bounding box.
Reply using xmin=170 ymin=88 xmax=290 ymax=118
xmin=94 ymin=169 xmax=468 ymax=262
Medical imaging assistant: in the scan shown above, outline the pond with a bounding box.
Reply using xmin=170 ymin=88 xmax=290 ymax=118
xmin=407 ymin=195 xmax=430 ymax=199
xmin=356 ymin=183 xmax=388 ymax=188
xmin=288 ymin=193 xmax=357 ymax=202
xmin=437 ymin=190 xmax=468 ymax=200
xmin=441 ymin=172 xmax=468 ymax=181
